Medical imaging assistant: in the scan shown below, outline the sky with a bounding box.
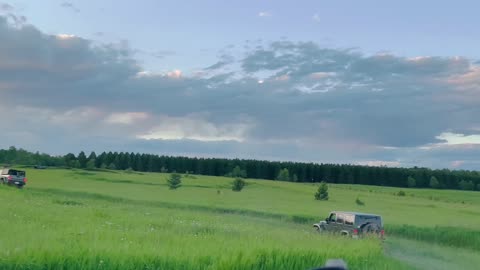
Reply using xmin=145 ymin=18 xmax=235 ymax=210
xmin=0 ymin=0 xmax=480 ymax=170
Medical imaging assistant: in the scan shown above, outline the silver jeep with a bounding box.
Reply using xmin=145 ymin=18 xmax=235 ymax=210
xmin=313 ymin=211 xmax=384 ymax=239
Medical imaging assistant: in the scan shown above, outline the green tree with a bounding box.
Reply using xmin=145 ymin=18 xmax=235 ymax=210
xmin=276 ymin=168 xmax=290 ymax=181
xmin=77 ymin=151 xmax=87 ymax=168
xmin=88 ymin=151 xmax=97 ymax=162
xmin=477 ymin=183 xmax=480 ymax=191
xmin=64 ymin=153 xmax=76 ymax=168
xmin=167 ymin=173 xmax=182 ymax=190
xmin=232 ymin=177 xmax=246 ymax=192
xmin=86 ymin=159 xmax=96 ymax=170
xmin=315 ymin=181 xmax=329 ymax=201
xmin=429 ymin=176 xmax=440 ymax=189
xmin=292 ymin=174 xmax=298 ymax=182
xmin=107 ymin=163 xmax=117 ymax=170
xmin=407 ymin=176 xmax=416 ymax=188
xmin=228 ymin=165 xmax=247 ymax=178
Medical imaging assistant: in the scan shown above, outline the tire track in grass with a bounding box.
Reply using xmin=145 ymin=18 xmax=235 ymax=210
xmin=27 ymin=187 xmax=316 ymax=224
xmin=385 ymin=237 xmax=480 ymax=270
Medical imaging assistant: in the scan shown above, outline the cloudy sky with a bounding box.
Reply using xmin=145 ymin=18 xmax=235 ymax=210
xmin=1 ymin=0 xmax=480 ymax=169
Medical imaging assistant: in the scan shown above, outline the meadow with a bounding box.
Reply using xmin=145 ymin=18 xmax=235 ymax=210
xmin=1 ymin=168 xmax=479 ymax=269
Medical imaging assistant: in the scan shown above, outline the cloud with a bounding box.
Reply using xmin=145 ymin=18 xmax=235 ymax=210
xmin=60 ymin=2 xmax=80 ymax=13
xmin=436 ymin=132 xmax=480 ymax=145
xmin=258 ymin=11 xmax=272 ymax=17
xmin=105 ymin=112 xmax=150 ymax=125
xmin=0 ymin=3 xmax=13 ymax=11
xmin=1 ymin=16 xmax=480 ymax=169
xmin=137 ymin=115 xmax=252 ymax=142
xmin=312 ymin=14 xmax=320 ymax=22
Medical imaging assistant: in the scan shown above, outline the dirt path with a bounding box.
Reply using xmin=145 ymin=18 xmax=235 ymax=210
xmin=385 ymin=237 xmax=480 ymax=270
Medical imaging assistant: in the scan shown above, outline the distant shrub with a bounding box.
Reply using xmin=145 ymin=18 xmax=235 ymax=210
xmin=232 ymin=178 xmax=246 ymax=192
xmin=397 ymin=190 xmax=406 ymax=197
xmin=315 ymin=181 xmax=329 ymax=201
xmin=166 ymin=173 xmax=182 ymax=190
xmin=276 ymin=168 xmax=290 ymax=181
xmin=355 ymin=197 xmax=365 ymax=206
xmin=107 ymin=163 xmax=117 ymax=170
xmin=125 ymin=167 xmax=134 ymax=173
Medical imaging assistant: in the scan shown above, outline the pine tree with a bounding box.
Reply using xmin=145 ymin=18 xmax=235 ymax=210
xmin=77 ymin=151 xmax=87 ymax=168
xmin=315 ymin=181 xmax=329 ymax=201
xmin=167 ymin=173 xmax=182 ymax=190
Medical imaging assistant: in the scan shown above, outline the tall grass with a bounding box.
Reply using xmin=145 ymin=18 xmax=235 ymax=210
xmin=0 ymin=185 xmax=408 ymax=270
xmin=387 ymin=224 xmax=480 ymax=251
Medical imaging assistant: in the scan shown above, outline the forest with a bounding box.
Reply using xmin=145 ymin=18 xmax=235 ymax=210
xmin=1 ymin=146 xmax=479 ymax=191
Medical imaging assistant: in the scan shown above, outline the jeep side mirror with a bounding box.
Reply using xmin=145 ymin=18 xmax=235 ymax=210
xmin=325 ymin=218 xmax=329 ymax=222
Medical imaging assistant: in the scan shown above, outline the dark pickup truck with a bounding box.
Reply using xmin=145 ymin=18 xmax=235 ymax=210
xmin=1 ymin=168 xmax=27 ymax=188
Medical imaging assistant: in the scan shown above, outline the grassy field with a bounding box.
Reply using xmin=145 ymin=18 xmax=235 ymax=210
xmin=1 ymin=168 xmax=479 ymax=269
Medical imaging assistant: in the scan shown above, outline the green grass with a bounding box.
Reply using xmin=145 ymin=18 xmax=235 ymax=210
xmin=1 ymin=168 xmax=480 ymax=269
xmin=386 ymin=237 xmax=480 ymax=270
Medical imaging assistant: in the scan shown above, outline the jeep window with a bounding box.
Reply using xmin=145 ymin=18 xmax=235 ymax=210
xmin=345 ymin=215 xmax=354 ymax=225
xmin=8 ymin=169 xmax=18 ymax=175
xmin=336 ymin=214 xmax=345 ymax=224
xmin=329 ymin=213 xmax=336 ymax=222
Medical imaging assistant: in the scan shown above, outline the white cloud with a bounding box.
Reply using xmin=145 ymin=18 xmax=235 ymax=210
xmin=258 ymin=11 xmax=272 ymax=17
xmin=312 ymin=13 xmax=320 ymax=22
xmin=309 ymin=72 xmax=335 ymax=79
xmin=356 ymin=160 xmax=401 ymax=167
xmin=137 ymin=115 xmax=252 ymax=142
xmin=56 ymin=33 xmax=76 ymax=40
xmin=167 ymin=69 xmax=182 ymax=78
xmin=105 ymin=112 xmax=149 ymax=125
xmin=436 ymin=132 xmax=480 ymax=145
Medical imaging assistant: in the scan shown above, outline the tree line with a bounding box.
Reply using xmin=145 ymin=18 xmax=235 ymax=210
xmin=1 ymin=146 xmax=479 ymax=191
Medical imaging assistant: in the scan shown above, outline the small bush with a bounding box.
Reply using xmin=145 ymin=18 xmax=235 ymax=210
xmin=355 ymin=197 xmax=365 ymax=206
xmin=166 ymin=173 xmax=182 ymax=190
xmin=315 ymin=181 xmax=329 ymax=201
xmin=397 ymin=190 xmax=406 ymax=196
xmin=232 ymin=178 xmax=246 ymax=192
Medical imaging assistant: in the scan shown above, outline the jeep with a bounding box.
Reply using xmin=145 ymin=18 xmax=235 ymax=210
xmin=313 ymin=211 xmax=384 ymax=239
xmin=1 ymin=168 xmax=27 ymax=188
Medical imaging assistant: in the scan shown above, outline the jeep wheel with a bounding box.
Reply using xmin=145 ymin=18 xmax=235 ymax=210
xmin=361 ymin=223 xmax=380 ymax=236
xmin=315 ymin=226 xmax=324 ymax=233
